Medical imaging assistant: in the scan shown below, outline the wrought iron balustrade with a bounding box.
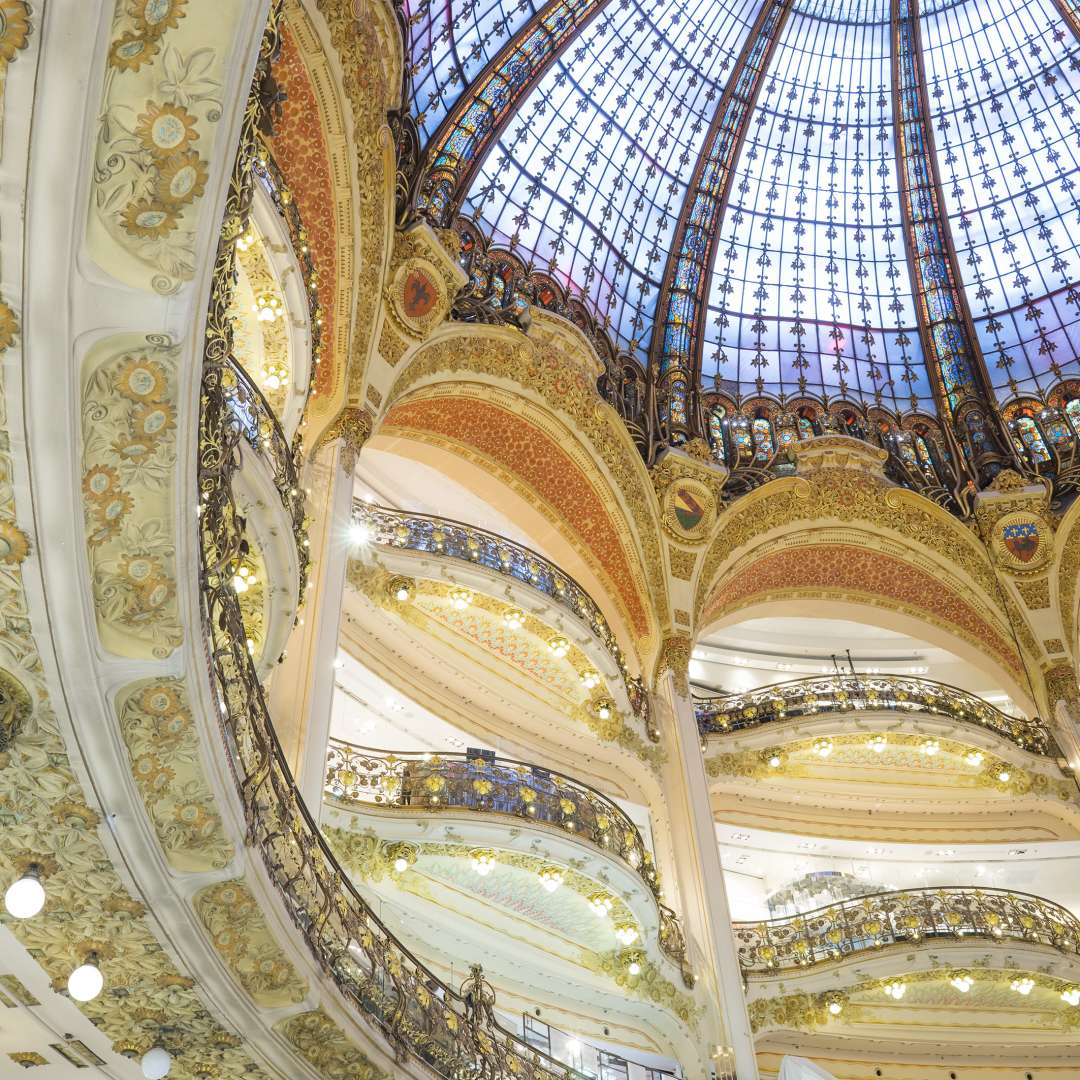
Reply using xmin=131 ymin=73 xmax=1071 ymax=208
xmin=325 ymin=740 xmax=659 ymax=897
xmin=222 ymin=355 xmax=310 ymax=593
xmin=735 ymin=887 xmax=1080 ymax=973
xmin=352 ymin=501 xmax=653 ymax=733
xmin=695 ymin=674 xmax=1052 ymax=756
xmin=197 ymin=19 xmax=601 ymax=1077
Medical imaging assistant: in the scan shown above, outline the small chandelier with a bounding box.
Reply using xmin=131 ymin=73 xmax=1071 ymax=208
xmin=470 ymin=849 xmax=496 ymax=876
xmin=547 ymin=636 xmax=569 ymax=658
xmin=503 ymin=608 xmax=525 ymax=629
xmin=253 ymin=292 xmax=284 ymax=323
xmin=449 ymin=588 xmax=472 ymax=611
xmin=260 ymin=361 xmax=287 ymax=392
xmin=811 ymin=736 xmax=833 ymax=758
xmin=579 ymin=669 xmax=600 ymax=689
xmin=589 ymin=893 xmax=613 ymax=918
xmin=882 ymin=980 xmax=906 ymax=999
xmin=538 ymin=866 xmax=564 ymax=893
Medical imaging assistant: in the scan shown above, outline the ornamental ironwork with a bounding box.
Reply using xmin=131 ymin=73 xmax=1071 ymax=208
xmin=196 ymin=12 xmax=625 ymax=1077
xmin=694 ymin=674 xmax=1053 ymax=756
xmin=352 ymin=501 xmax=654 ymax=737
xmin=325 ymin=740 xmax=693 ymax=980
xmin=735 ymin=886 xmax=1080 ymax=973
xmin=325 ymin=740 xmax=658 ymax=897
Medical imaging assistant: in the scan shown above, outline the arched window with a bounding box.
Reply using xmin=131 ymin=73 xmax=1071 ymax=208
xmin=797 ymin=414 xmax=815 ymax=441
xmin=752 ymin=417 xmax=774 ymax=461
xmin=1065 ymin=398 xmax=1080 ymax=437
xmin=664 ymin=374 xmax=688 ymax=428
xmin=708 ymin=408 xmax=727 ymax=464
xmin=1042 ymin=409 xmax=1073 ymax=448
xmin=775 ymin=413 xmax=799 ymax=450
xmin=1013 ymin=415 xmax=1049 ymax=463
xmin=730 ymin=417 xmax=753 ymax=462
xmin=913 ymin=434 xmax=937 ymax=480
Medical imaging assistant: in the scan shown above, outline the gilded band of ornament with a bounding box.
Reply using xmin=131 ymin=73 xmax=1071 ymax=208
xmin=345 ymin=570 xmax=660 ymax=764
xmin=380 ymin=385 xmax=655 ymax=644
xmin=750 ymin=968 xmax=1080 ymax=1035
xmin=385 ymin=324 xmax=670 ymax=637
xmin=311 ymin=0 xmax=396 ymax=416
xmin=694 ymin=461 xmax=1003 ymax=617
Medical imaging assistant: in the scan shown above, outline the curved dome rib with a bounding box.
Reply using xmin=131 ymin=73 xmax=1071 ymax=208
xmin=416 ymin=0 xmax=613 ymax=223
xmin=649 ymin=0 xmax=793 ymax=432
xmin=892 ymin=0 xmax=1013 ymax=478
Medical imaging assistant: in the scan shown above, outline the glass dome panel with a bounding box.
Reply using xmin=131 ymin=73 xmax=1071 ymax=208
xmin=921 ymin=0 xmax=1080 ymax=402
xmin=700 ymin=5 xmax=932 ymax=409
xmin=408 ymin=0 xmax=543 ymax=142
xmin=461 ymin=0 xmax=765 ymax=357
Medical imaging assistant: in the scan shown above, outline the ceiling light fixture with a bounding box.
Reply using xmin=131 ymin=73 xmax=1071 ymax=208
xmin=882 ymin=980 xmax=906 ymax=1000
xmin=470 ymin=850 xmax=496 ymax=877
xmin=141 ymin=1047 xmax=172 ymax=1079
xmin=1010 ymin=977 xmax=1035 ymax=996
xmin=919 ymin=737 xmax=940 ymax=756
xmin=579 ymin=669 xmax=599 ymax=689
xmin=867 ymin=734 xmax=887 ymax=754
xmin=1061 ymin=987 xmax=1080 ymax=1007
xmin=950 ymin=974 xmax=973 ymax=993
xmin=812 ymin=736 xmax=833 ymax=758
xmin=349 ymin=520 xmax=374 ymax=545
xmin=538 ymin=866 xmax=564 ymax=893
xmin=589 ymin=893 xmax=613 ymax=918
xmin=67 ymin=954 xmax=104 ymax=1002
xmin=4 ymin=865 xmax=45 ymax=919
xmin=547 ymin=636 xmax=569 ymax=658
xmin=614 ymin=924 xmax=639 ymax=946
xmin=964 ymin=750 xmax=984 ymax=767
xmin=449 ymin=588 xmax=473 ymax=611
xmin=503 ymin=608 xmax=525 ymax=629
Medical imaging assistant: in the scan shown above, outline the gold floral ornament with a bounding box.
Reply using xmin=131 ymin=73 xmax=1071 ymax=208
xmin=86 ymin=489 xmax=133 ymax=546
xmin=136 ymin=101 xmax=199 ymax=158
xmin=133 ymin=0 xmax=188 ymax=38
xmin=108 ymin=31 xmax=160 ymax=72
xmin=121 ymin=199 xmax=179 ymax=240
xmin=0 ymin=1 xmax=30 ymax=63
xmin=156 ymin=150 xmax=208 ymax=206
xmin=0 ymin=298 xmax=17 ymax=351
xmin=116 ymin=356 xmax=167 ymax=401
xmin=0 ymin=519 xmax=29 ymax=565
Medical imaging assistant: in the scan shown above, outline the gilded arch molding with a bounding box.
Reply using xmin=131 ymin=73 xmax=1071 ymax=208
xmin=693 ymin=441 xmax=1033 ymax=700
xmin=282 ymin=0 xmax=398 ymax=426
xmin=381 ymin=320 xmax=671 ymax=655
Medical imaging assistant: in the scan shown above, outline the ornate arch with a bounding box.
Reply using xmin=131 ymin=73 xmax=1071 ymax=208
xmin=694 ymin=439 xmax=1032 ymax=703
xmin=377 ymin=318 xmax=669 ymax=661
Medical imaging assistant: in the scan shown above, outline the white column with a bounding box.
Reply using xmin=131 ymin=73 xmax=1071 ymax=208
xmin=657 ymin=671 xmax=758 ymax=1080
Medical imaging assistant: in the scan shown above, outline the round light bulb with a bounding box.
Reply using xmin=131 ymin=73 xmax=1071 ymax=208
xmin=67 ymin=961 xmax=103 ymax=1002
xmin=768 ymin=754 xmax=781 ymax=768
xmin=627 ymin=960 xmax=641 ymax=976
xmin=828 ymin=1000 xmax=842 ymax=1015
xmin=997 ymin=769 xmax=1011 ymax=783
xmin=396 ymin=587 xmax=410 ymax=602
xmin=142 ymin=1047 xmax=172 ymax=1079
xmin=4 ymin=872 xmax=45 ymax=919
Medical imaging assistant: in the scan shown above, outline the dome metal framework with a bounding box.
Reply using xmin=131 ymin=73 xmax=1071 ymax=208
xmin=398 ymin=0 xmax=1080 ymax=492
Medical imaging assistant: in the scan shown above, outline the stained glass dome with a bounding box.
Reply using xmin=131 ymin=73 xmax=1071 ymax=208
xmin=406 ymin=0 xmax=1080 ymax=415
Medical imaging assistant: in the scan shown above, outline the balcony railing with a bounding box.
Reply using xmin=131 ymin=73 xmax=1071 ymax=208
xmin=352 ymin=502 xmax=653 ymax=736
xmin=734 ymin=887 xmax=1080 ymax=973
xmin=695 ymin=674 xmax=1053 ymax=756
xmin=197 ymin=20 xmax=678 ymax=1079
xmin=223 ymin=355 xmax=310 ymax=593
xmin=325 ymin=740 xmax=659 ymax=896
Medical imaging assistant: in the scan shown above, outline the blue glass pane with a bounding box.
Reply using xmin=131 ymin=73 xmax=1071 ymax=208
xmin=700 ymin=7 xmax=931 ymax=408
xmin=460 ymin=0 xmax=765 ymax=358
xmin=921 ymin=0 xmax=1080 ymax=401
xmin=408 ymin=0 xmax=542 ymax=142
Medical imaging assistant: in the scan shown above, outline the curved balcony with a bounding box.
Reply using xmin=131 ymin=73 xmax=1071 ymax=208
xmin=696 ymin=674 xmax=1053 ymax=756
xmin=323 ymin=740 xmax=692 ymax=980
xmin=735 ymin=887 xmax=1080 ymax=974
xmin=196 ymin=48 xmax=680 ymax=1080
xmin=223 ymin=355 xmax=310 ymax=590
xmin=325 ymin=740 xmax=659 ymax=896
xmin=352 ymin=502 xmax=653 ymax=737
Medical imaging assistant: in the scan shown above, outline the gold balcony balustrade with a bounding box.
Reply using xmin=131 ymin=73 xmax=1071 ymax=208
xmin=222 ymin=354 xmax=310 ymax=594
xmin=196 ymin=15 xmax=671 ymax=1078
xmin=324 ymin=739 xmax=693 ymax=983
xmin=734 ymin=887 xmax=1080 ymax=974
xmin=695 ymin=675 xmax=1053 ymax=757
xmin=351 ymin=501 xmax=653 ymax=735
xmin=325 ymin=740 xmax=659 ymax=896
